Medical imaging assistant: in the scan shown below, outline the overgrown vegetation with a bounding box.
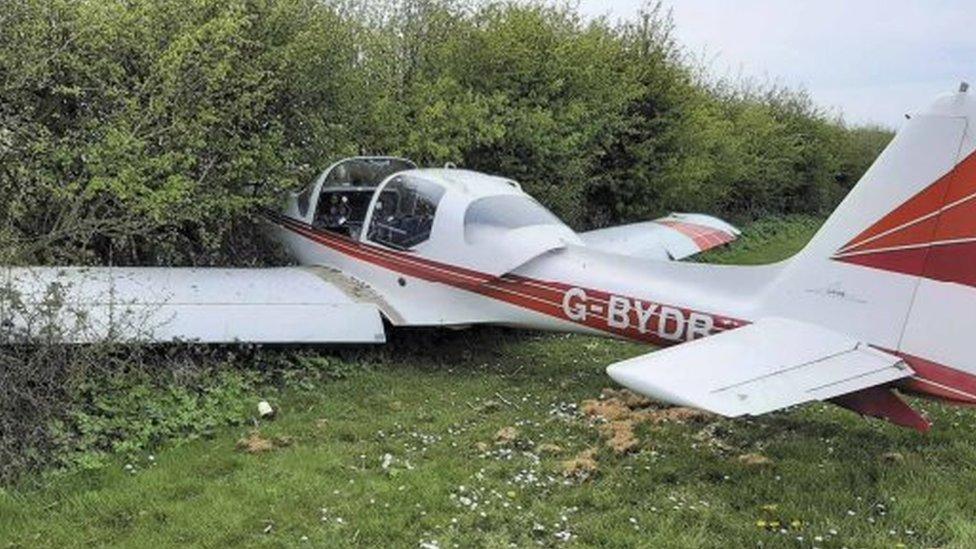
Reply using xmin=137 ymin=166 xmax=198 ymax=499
xmin=0 ymin=343 xmax=379 ymax=484
xmin=0 ymin=0 xmax=890 ymax=267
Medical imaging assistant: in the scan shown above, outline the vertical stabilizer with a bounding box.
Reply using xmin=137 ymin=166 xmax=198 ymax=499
xmin=763 ymin=86 xmax=976 ymax=396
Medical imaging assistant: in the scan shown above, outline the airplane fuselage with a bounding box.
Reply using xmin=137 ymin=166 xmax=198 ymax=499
xmin=271 ymin=203 xmax=976 ymax=417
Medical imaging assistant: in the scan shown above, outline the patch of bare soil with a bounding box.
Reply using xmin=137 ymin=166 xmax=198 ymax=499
xmin=562 ymin=448 xmax=599 ymax=480
xmin=737 ymin=453 xmax=773 ymax=466
xmin=236 ymin=431 xmax=294 ymax=454
xmin=494 ymin=426 xmax=519 ymax=445
xmin=581 ymin=398 xmax=632 ymax=421
xmin=600 ymin=388 xmax=653 ymax=408
xmin=597 ymin=421 xmax=638 ymax=454
xmin=580 ymin=388 xmax=717 ymax=454
xmin=642 ymin=406 xmax=714 ymax=424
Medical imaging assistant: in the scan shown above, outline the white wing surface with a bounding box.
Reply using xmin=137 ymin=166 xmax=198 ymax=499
xmin=579 ymin=213 xmax=739 ymax=261
xmin=1 ymin=266 xmax=386 ymax=344
xmin=606 ymin=317 xmax=913 ymax=416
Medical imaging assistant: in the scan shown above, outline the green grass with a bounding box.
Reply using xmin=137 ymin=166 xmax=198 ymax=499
xmin=698 ymin=215 xmax=825 ymax=265
xmin=3 ymin=217 xmax=976 ymax=548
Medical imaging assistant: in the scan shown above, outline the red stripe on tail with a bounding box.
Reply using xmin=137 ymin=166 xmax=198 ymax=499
xmin=834 ymin=149 xmax=976 ymax=288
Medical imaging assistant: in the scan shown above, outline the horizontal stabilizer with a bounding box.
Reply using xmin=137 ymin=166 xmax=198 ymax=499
xmin=580 ymin=213 xmax=739 ymax=261
xmin=606 ymin=318 xmax=913 ymax=416
xmin=1 ymin=267 xmax=386 ymax=344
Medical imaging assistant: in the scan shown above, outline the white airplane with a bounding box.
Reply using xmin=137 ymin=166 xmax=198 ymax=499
xmin=7 ymin=86 xmax=976 ymax=431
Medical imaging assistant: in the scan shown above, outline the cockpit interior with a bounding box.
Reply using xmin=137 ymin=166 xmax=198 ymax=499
xmin=306 ymin=157 xmax=416 ymax=240
xmin=366 ymin=175 xmax=445 ymax=250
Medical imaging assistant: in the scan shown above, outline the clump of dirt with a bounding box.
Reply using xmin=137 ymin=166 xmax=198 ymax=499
xmin=598 ymin=421 xmax=639 ymax=454
xmin=236 ymin=431 xmax=294 ymax=454
xmin=562 ymin=448 xmax=599 ymax=480
xmin=579 ymin=388 xmax=717 ymax=454
xmin=494 ymin=426 xmax=520 ymax=445
xmin=642 ymin=406 xmax=714 ymax=424
xmin=737 ymin=453 xmax=773 ymax=466
xmin=600 ymin=388 xmax=653 ymax=408
xmin=582 ymin=388 xmax=714 ymax=425
xmin=581 ymin=398 xmax=632 ymax=421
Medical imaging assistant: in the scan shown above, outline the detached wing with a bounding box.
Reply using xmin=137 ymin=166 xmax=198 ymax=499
xmin=1 ymin=266 xmax=386 ymax=344
xmin=580 ymin=213 xmax=739 ymax=261
xmin=606 ymin=317 xmax=913 ymax=417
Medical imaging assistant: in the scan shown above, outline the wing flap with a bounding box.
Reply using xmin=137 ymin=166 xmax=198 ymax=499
xmin=606 ymin=317 xmax=913 ymax=416
xmin=2 ymin=266 xmax=386 ymax=344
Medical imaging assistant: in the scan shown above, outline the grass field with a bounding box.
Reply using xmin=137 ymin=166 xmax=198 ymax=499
xmin=3 ymin=217 xmax=976 ymax=548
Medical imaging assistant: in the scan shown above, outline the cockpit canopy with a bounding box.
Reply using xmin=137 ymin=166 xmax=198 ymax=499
xmin=294 ymin=157 xmax=416 ymax=240
xmin=287 ymin=158 xmax=581 ymax=276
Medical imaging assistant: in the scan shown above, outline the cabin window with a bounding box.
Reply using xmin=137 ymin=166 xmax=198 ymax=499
xmin=367 ymin=175 xmax=445 ymax=250
xmin=463 ymin=195 xmax=563 ymax=242
xmin=314 ymin=189 xmax=377 ymax=239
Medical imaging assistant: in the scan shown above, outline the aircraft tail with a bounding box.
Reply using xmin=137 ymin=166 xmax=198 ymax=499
xmin=607 ymin=85 xmax=976 ymax=430
xmin=790 ymin=85 xmax=976 ymax=278
xmin=761 ymin=83 xmax=976 ymax=406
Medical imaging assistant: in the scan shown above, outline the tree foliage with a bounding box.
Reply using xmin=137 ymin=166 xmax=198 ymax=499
xmin=0 ymin=0 xmax=892 ymax=265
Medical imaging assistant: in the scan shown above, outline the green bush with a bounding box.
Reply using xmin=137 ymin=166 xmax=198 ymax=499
xmin=0 ymin=343 xmax=373 ymax=483
xmin=0 ymin=0 xmax=890 ymax=266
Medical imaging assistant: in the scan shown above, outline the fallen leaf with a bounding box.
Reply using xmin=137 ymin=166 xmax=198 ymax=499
xmin=477 ymin=400 xmax=502 ymax=414
xmin=881 ymin=451 xmax=905 ymax=463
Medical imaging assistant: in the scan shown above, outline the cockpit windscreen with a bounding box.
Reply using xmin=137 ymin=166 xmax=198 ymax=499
xmin=323 ymin=158 xmax=416 ymax=189
xmin=310 ymin=158 xmax=416 ymax=239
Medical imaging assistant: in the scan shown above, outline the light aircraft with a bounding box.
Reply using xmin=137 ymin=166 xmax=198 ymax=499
xmin=6 ymin=86 xmax=976 ymax=431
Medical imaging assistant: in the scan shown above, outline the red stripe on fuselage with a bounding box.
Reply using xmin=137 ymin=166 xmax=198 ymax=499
xmin=894 ymin=350 xmax=976 ymax=405
xmin=270 ymin=213 xmax=743 ymax=346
